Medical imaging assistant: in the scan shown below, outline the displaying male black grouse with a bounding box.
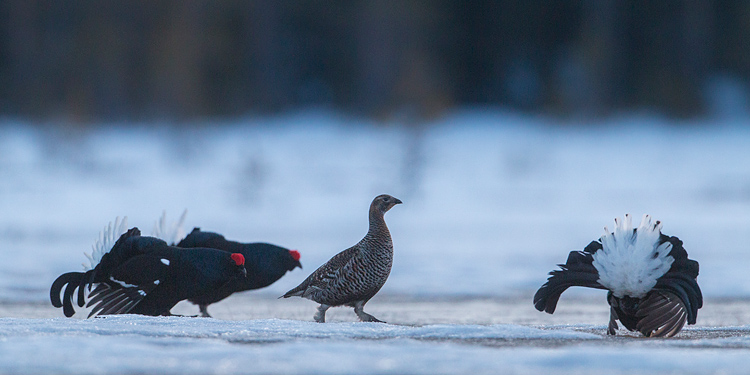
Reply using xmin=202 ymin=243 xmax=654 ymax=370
xmin=534 ymin=214 xmax=702 ymax=337
xmin=175 ymin=228 xmax=302 ymax=317
xmin=50 ymin=219 xmax=247 ymax=318
xmin=283 ymin=194 xmax=401 ymax=323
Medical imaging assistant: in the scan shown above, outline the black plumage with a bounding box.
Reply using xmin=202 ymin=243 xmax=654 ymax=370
xmin=50 ymin=227 xmax=247 ymax=318
xmin=175 ymin=228 xmax=302 ymax=317
xmin=533 ymin=215 xmax=702 ymax=337
xmin=283 ymin=194 xmax=401 ymax=323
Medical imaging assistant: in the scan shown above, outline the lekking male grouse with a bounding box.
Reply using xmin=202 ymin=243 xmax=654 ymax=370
xmin=151 ymin=211 xmax=302 ymax=317
xmin=533 ymin=214 xmax=702 ymax=337
xmin=175 ymin=227 xmax=302 ymax=317
xmin=50 ymin=218 xmax=248 ymax=318
xmin=282 ymin=194 xmax=401 ymax=323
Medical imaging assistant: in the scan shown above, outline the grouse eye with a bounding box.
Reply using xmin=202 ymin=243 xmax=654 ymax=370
xmin=383 ymin=197 xmax=389 ymax=202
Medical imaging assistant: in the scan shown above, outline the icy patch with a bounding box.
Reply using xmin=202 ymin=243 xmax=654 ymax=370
xmin=592 ymin=214 xmax=674 ymax=298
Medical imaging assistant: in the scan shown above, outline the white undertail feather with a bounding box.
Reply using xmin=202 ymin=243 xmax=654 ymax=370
xmin=151 ymin=210 xmax=188 ymax=245
xmin=83 ymin=217 xmax=128 ymax=271
xmin=592 ymin=214 xmax=674 ymax=298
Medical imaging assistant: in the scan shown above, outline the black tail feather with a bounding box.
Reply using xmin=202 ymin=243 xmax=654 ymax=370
xmin=50 ymin=272 xmax=77 ymax=307
xmin=77 ymin=275 xmax=90 ymax=307
xmin=50 ymin=228 xmax=143 ymax=318
xmin=50 ymin=272 xmax=90 ymax=317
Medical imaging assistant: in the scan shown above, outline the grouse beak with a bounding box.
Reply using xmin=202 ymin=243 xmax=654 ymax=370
xmin=241 ymin=266 xmax=248 ymax=278
xmin=295 ymin=261 xmax=303 ymax=270
xmin=393 ymin=198 xmax=403 ymax=205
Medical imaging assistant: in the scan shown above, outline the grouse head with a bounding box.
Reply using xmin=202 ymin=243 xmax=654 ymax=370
xmin=230 ymin=253 xmax=248 ymax=278
xmin=287 ymin=250 xmax=303 ymax=270
xmin=371 ymin=194 xmax=402 ymax=215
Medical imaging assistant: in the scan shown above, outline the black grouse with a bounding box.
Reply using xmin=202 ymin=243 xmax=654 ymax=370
xmin=282 ymin=194 xmax=401 ymax=323
xmin=533 ymin=214 xmax=702 ymax=337
xmin=50 ymin=220 xmax=247 ymax=318
xmin=175 ymin=227 xmax=302 ymax=317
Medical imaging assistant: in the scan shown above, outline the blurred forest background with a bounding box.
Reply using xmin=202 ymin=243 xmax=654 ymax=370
xmin=1 ymin=1 xmax=750 ymax=122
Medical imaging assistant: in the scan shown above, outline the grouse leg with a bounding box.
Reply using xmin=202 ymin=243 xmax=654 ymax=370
xmin=199 ymin=304 xmax=212 ymax=318
xmin=607 ymin=306 xmax=619 ymax=335
xmin=353 ymin=301 xmax=384 ymax=323
xmin=314 ymin=304 xmax=330 ymax=323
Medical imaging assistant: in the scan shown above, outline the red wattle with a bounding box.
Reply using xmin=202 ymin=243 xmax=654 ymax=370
xmin=231 ymin=253 xmax=245 ymax=266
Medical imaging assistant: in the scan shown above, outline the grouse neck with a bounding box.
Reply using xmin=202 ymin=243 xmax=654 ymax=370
xmin=366 ymin=207 xmax=390 ymax=240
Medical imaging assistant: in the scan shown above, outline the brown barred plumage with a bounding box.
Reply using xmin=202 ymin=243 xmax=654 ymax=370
xmin=282 ymin=194 xmax=401 ymax=323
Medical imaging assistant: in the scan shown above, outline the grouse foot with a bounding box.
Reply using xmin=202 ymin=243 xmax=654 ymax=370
xmin=608 ymin=306 xmax=619 ymax=335
xmin=314 ymin=304 xmax=329 ymax=323
xmin=199 ymin=304 xmax=212 ymax=318
xmin=354 ymin=301 xmax=384 ymax=323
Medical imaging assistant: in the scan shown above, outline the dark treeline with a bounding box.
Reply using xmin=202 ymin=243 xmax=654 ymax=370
xmin=1 ymin=1 xmax=748 ymax=122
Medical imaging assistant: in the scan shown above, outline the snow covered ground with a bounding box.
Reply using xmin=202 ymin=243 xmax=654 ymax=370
xmin=1 ymin=110 xmax=750 ymax=373
xmin=2 ymin=296 xmax=750 ymax=374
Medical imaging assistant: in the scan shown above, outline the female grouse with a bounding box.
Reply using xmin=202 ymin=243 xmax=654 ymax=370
xmin=283 ymin=194 xmax=401 ymax=323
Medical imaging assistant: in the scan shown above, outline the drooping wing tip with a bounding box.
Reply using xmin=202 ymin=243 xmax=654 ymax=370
xmin=85 ymin=283 xmax=145 ymax=318
xmin=532 ymin=285 xmax=556 ymax=314
xmin=533 ymin=249 xmax=606 ymax=315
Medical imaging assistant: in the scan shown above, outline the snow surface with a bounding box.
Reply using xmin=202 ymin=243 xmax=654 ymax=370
xmin=0 ymin=315 xmax=749 ymax=374
xmin=2 ymin=110 xmax=750 ymax=303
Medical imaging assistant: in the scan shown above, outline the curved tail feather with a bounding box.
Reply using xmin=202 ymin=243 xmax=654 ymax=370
xmin=50 ymin=271 xmax=90 ymax=317
xmin=534 ymin=249 xmax=607 ymax=314
xmin=51 ymin=227 xmax=142 ymax=318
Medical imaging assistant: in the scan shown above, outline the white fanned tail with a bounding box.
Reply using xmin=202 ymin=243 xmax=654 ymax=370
xmin=151 ymin=209 xmax=188 ymax=245
xmin=82 ymin=217 xmax=129 ymax=271
xmin=592 ymin=214 xmax=674 ymax=298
